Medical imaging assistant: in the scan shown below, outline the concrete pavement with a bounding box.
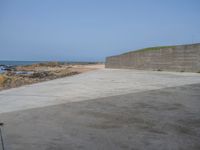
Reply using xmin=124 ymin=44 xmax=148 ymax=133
xmin=0 ymin=83 xmax=200 ymax=150
xmin=0 ymin=69 xmax=200 ymax=150
xmin=0 ymin=69 xmax=200 ymax=114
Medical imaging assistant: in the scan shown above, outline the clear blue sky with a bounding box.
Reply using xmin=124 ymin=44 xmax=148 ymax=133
xmin=0 ymin=0 xmax=200 ymax=61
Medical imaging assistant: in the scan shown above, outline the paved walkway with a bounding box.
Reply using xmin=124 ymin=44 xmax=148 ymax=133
xmin=0 ymin=69 xmax=200 ymax=114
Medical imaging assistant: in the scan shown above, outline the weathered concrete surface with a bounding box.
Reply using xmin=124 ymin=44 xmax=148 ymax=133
xmin=106 ymin=43 xmax=200 ymax=72
xmin=0 ymin=83 xmax=200 ymax=150
xmin=1 ymin=69 xmax=200 ymax=114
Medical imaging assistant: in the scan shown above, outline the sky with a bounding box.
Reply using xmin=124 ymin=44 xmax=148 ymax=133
xmin=0 ymin=0 xmax=200 ymax=61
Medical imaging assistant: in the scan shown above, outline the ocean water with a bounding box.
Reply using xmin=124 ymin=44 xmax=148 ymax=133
xmin=0 ymin=61 xmax=45 ymax=66
xmin=0 ymin=66 xmax=5 ymax=73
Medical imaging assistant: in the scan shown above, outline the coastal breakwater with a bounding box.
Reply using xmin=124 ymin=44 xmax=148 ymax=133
xmin=105 ymin=43 xmax=200 ymax=72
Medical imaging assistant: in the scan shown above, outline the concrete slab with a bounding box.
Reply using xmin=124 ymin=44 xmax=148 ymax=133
xmin=0 ymin=69 xmax=200 ymax=113
xmin=0 ymin=84 xmax=200 ymax=150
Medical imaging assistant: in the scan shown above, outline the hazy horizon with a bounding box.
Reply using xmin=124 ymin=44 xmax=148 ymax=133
xmin=1 ymin=0 xmax=200 ymax=61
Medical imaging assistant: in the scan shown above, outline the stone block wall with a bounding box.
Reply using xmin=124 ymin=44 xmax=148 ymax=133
xmin=105 ymin=43 xmax=200 ymax=72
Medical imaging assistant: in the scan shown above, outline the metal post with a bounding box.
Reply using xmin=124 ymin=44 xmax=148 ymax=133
xmin=0 ymin=123 xmax=5 ymax=150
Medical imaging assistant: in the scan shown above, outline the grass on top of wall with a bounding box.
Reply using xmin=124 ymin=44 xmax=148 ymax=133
xmin=121 ymin=45 xmax=176 ymax=56
xmin=135 ymin=46 xmax=176 ymax=52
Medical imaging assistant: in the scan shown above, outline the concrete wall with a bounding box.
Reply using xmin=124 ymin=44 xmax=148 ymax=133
xmin=105 ymin=43 xmax=200 ymax=72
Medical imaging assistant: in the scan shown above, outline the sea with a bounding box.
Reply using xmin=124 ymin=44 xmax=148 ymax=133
xmin=0 ymin=60 xmax=47 ymax=66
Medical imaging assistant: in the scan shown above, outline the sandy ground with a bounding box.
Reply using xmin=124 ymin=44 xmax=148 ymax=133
xmin=15 ymin=64 xmax=105 ymax=72
xmin=67 ymin=64 xmax=104 ymax=73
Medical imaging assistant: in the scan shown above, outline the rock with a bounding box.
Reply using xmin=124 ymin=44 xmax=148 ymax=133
xmin=29 ymin=71 xmax=51 ymax=78
xmin=0 ymin=75 xmax=6 ymax=86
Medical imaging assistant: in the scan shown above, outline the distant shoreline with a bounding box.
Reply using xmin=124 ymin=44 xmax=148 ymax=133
xmin=0 ymin=63 xmax=104 ymax=91
xmin=0 ymin=61 xmax=104 ymax=74
xmin=0 ymin=60 xmax=103 ymax=66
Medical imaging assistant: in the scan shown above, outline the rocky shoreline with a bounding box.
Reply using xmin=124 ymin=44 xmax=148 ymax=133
xmin=0 ymin=64 xmax=16 ymax=73
xmin=0 ymin=62 xmax=104 ymax=91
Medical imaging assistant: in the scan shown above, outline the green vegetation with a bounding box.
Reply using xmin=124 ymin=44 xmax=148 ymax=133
xmin=134 ymin=45 xmax=176 ymax=52
xmin=122 ymin=45 xmax=177 ymax=55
